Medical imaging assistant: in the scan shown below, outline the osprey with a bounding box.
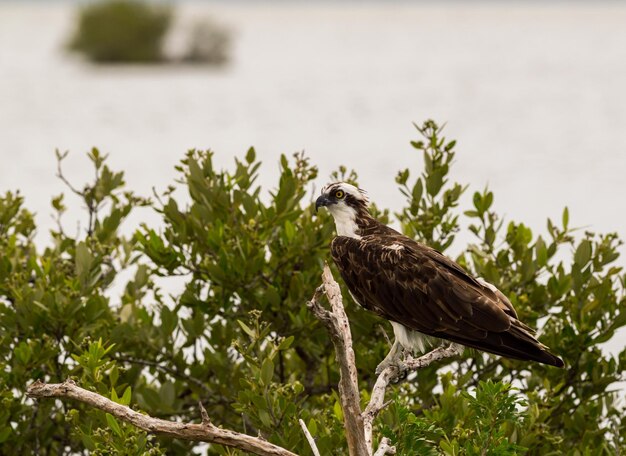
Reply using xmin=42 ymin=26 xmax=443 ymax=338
xmin=315 ymin=182 xmax=564 ymax=371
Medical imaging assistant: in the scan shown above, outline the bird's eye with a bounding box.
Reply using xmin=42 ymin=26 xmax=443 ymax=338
xmin=335 ymin=190 xmax=345 ymax=199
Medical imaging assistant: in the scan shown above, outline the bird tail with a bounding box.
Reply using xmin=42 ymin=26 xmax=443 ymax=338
xmin=483 ymin=325 xmax=564 ymax=367
xmin=504 ymin=320 xmax=564 ymax=367
xmin=441 ymin=322 xmax=564 ymax=367
xmin=462 ymin=336 xmax=564 ymax=367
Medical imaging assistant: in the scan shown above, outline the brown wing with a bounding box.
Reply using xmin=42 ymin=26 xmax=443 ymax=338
xmin=331 ymin=235 xmax=563 ymax=367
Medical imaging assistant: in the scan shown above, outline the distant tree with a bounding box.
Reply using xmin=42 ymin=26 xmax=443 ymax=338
xmin=1 ymin=121 xmax=624 ymax=455
xmin=69 ymin=0 xmax=171 ymax=63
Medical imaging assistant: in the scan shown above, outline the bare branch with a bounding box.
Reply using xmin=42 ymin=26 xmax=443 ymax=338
xmin=55 ymin=151 xmax=83 ymax=197
xmin=373 ymin=437 xmax=396 ymax=456
xmin=26 ymin=379 xmax=297 ymax=456
xmin=305 ymin=285 xmax=329 ymax=321
xmin=362 ymin=366 xmax=399 ymax=452
xmin=363 ymin=344 xmax=462 ymax=451
xmin=198 ymin=401 xmax=211 ymax=426
xmin=298 ymin=419 xmax=321 ymax=456
xmin=307 ymin=264 xmax=368 ymax=456
xmin=307 ymin=265 xmax=462 ymax=456
xmin=404 ymin=344 xmax=463 ymax=371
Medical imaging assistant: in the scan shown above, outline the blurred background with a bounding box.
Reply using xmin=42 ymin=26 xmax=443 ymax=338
xmin=1 ymin=0 xmax=625 ymax=344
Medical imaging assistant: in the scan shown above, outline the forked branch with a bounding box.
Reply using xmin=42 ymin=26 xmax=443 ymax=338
xmin=307 ymin=264 xmax=368 ymax=456
xmin=307 ymin=263 xmax=459 ymax=456
xmin=362 ymin=345 xmax=461 ymax=452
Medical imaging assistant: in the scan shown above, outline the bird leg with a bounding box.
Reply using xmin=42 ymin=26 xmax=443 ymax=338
xmin=375 ymin=339 xmax=404 ymax=376
xmin=376 ymin=342 xmax=464 ymax=383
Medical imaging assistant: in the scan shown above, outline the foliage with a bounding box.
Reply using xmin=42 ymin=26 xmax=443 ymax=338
xmin=396 ymin=120 xmax=466 ymax=252
xmin=381 ymin=378 xmax=527 ymax=455
xmin=69 ymin=0 xmax=172 ymax=63
xmin=0 ymin=122 xmax=624 ymax=455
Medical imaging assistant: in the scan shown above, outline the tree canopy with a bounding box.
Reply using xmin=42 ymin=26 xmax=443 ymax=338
xmin=1 ymin=121 xmax=624 ymax=455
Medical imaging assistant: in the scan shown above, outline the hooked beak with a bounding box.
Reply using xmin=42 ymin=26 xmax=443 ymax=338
xmin=315 ymin=195 xmax=332 ymax=213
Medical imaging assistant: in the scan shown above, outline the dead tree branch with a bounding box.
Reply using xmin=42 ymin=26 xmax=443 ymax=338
xmin=307 ymin=264 xmax=461 ymax=456
xmin=26 ymin=379 xmax=297 ymax=456
xmin=363 ymin=345 xmax=462 ymax=452
xmin=373 ymin=437 xmax=397 ymax=456
xmin=306 ymin=263 xmax=368 ymax=456
xmin=298 ymin=418 xmax=321 ymax=456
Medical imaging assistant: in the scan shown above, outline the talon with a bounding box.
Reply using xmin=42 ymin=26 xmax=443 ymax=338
xmin=376 ymin=358 xmax=409 ymax=381
xmin=376 ymin=339 xmax=404 ymax=376
xmin=390 ymin=364 xmax=409 ymax=384
xmin=375 ymin=360 xmax=391 ymax=376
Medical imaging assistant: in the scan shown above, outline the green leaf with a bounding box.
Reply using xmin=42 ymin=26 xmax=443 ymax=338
xmin=110 ymin=387 xmax=119 ymax=403
xmin=307 ymin=418 xmax=317 ymax=435
xmin=284 ymin=220 xmax=296 ymax=242
xmin=574 ymin=240 xmax=592 ymax=267
xmin=0 ymin=427 xmax=11 ymax=443
xmin=258 ymin=409 xmax=272 ymax=428
xmin=161 ymin=305 xmax=178 ymax=336
xmin=535 ymin=236 xmax=548 ymax=267
xmin=333 ymin=400 xmax=343 ymax=421
xmin=439 ymin=439 xmax=454 ymax=454
xmin=237 ymin=320 xmax=256 ymax=339
xmin=260 ymin=358 xmax=274 ymax=386
xmin=473 ymin=192 xmax=483 ymax=212
xmin=562 ymin=206 xmax=569 ymax=230
xmin=245 ymin=147 xmax=256 ymax=164
xmin=109 ymin=365 xmax=119 ymax=387
xmin=121 ymin=386 xmax=132 ymax=406
xmin=277 ymin=336 xmax=294 ymax=351
xmin=14 ymin=341 xmax=31 ymax=364
xmin=75 ymin=242 xmax=92 ymax=279
xmin=160 ymin=381 xmax=176 ymax=407
xmin=106 ymin=413 xmax=123 ymax=437
xmin=80 ymin=432 xmax=96 ymax=451
xmin=425 ymin=169 xmax=444 ymax=197
xmin=483 ymin=190 xmax=493 ymax=211
xmin=412 ymin=178 xmax=423 ymax=203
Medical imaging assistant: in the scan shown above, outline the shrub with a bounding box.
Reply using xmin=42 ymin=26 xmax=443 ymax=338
xmin=183 ymin=19 xmax=231 ymax=65
xmin=1 ymin=123 xmax=624 ymax=454
xmin=69 ymin=0 xmax=171 ymax=63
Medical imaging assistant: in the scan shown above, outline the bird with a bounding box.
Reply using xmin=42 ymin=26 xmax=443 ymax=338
xmin=315 ymin=182 xmax=564 ymax=373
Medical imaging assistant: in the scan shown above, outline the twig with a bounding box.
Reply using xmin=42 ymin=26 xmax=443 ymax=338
xmin=306 ymin=264 xmax=368 ymax=456
xmin=373 ymin=437 xmax=396 ymax=456
xmin=55 ymin=152 xmax=83 ymax=197
xmin=199 ymin=401 xmax=211 ymax=425
xmin=298 ymin=419 xmax=321 ymax=456
xmin=26 ymin=379 xmax=297 ymax=456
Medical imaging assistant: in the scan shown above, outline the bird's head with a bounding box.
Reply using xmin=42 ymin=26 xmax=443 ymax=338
xmin=315 ymin=182 xmax=370 ymax=238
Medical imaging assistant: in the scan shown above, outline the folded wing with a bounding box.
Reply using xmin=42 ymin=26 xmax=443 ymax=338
xmin=331 ymin=234 xmax=563 ymax=367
